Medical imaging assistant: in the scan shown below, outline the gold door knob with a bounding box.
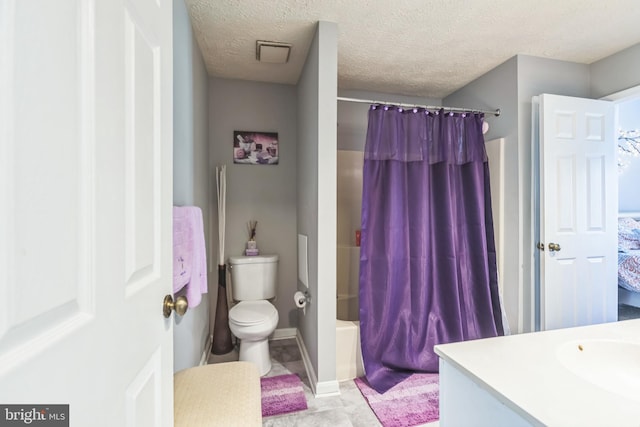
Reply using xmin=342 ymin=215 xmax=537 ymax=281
xmin=548 ymin=242 xmax=561 ymax=252
xmin=163 ymin=295 xmax=188 ymax=318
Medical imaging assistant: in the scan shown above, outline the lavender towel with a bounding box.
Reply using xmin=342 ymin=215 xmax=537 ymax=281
xmin=173 ymin=206 xmax=208 ymax=308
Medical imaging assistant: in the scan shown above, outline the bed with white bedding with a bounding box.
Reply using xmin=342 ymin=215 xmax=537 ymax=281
xmin=618 ymin=213 xmax=640 ymax=307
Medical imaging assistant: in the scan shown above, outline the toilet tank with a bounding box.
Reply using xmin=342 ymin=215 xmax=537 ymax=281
xmin=228 ymin=254 xmax=278 ymax=301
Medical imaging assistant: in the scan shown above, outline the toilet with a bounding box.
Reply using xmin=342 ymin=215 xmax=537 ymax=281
xmin=228 ymin=254 xmax=279 ymax=376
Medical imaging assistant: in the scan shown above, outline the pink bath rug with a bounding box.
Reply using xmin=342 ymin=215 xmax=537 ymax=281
xmin=355 ymin=373 xmax=439 ymax=427
xmin=260 ymin=374 xmax=308 ymax=417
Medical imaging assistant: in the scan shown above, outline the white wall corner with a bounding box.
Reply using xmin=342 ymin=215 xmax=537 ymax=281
xmin=296 ymin=331 xmax=316 ymax=389
xmin=314 ymin=380 xmax=341 ymax=397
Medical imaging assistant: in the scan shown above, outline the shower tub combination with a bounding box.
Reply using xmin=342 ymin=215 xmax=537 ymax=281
xmin=336 ymin=319 xmax=363 ymax=381
xmin=336 ymin=150 xmax=365 ymax=381
xmin=333 ymin=137 xmax=506 ymax=384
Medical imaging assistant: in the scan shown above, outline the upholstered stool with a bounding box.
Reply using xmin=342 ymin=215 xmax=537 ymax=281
xmin=174 ymin=361 xmax=261 ymax=426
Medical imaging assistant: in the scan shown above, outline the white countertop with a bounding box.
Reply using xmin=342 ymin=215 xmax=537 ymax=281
xmin=435 ymin=319 xmax=640 ymax=427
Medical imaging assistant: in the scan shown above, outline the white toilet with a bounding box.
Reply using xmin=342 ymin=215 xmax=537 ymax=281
xmin=228 ymin=254 xmax=279 ymax=376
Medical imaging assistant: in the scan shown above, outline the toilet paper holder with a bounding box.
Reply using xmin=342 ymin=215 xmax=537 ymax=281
xmin=294 ymin=291 xmax=311 ymax=308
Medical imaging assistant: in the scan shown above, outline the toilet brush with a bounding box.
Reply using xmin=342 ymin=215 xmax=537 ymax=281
xmin=212 ymin=165 xmax=233 ymax=354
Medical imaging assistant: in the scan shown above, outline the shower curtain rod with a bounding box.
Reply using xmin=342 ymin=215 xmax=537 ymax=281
xmin=337 ymin=96 xmax=501 ymax=117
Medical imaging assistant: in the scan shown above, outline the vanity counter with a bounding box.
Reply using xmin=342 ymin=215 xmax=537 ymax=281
xmin=435 ymin=319 xmax=640 ymax=427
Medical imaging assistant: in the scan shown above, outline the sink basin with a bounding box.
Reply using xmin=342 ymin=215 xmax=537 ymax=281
xmin=557 ymin=339 xmax=640 ymax=400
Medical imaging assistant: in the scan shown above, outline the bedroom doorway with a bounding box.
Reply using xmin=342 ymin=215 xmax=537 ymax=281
xmin=612 ymin=93 xmax=640 ymax=320
xmin=531 ymin=86 xmax=640 ymax=325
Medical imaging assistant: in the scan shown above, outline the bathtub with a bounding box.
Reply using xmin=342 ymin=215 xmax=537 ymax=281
xmin=336 ymin=319 xmax=364 ymax=381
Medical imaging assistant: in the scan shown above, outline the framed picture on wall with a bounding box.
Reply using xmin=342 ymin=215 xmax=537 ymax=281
xmin=233 ymin=131 xmax=279 ymax=165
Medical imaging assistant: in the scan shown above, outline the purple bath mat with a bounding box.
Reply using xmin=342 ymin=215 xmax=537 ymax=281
xmin=355 ymin=373 xmax=439 ymax=427
xmin=260 ymin=374 xmax=308 ymax=417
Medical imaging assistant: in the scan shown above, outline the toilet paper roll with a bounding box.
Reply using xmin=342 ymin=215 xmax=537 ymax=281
xmin=294 ymin=291 xmax=307 ymax=308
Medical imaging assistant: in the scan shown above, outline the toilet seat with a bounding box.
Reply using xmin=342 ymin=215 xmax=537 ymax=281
xmin=229 ymin=300 xmax=277 ymax=326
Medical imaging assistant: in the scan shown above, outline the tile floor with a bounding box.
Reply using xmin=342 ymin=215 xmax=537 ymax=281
xmin=208 ymin=338 xmax=386 ymax=426
xmin=207 ymin=304 xmax=640 ymax=426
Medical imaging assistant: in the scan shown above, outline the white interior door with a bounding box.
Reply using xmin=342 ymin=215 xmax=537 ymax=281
xmin=537 ymin=94 xmax=618 ymax=331
xmin=0 ymin=0 xmax=174 ymax=425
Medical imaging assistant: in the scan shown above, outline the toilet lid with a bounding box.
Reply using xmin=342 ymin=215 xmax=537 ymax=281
xmin=229 ymin=301 xmax=276 ymax=326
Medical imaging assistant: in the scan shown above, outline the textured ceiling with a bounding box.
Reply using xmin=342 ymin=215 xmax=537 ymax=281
xmin=185 ymin=0 xmax=640 ymax=98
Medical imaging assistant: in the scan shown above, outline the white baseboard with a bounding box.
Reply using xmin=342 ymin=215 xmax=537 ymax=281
xmin=296 ymin=330 xmax=340 ymax=397
xmin=271 ymin=328 xmax=297 ymax=340
xmin=199 ymin=334 xmax=212 ymax=366
xmin=296 ymin=332 xmax=318 ymax=394
xmin=315 ymin=380 xmax=340 ymax=397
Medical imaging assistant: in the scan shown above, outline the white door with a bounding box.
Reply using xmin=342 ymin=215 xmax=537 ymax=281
xmin=0 ymin=0 xmax=174 ymax=425
xmin=537 ymin=94 xmax=618 ymax=331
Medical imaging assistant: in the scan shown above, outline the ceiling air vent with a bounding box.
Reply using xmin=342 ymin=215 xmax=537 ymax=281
xmin=256 ymin=40 xmax=291 ymax=64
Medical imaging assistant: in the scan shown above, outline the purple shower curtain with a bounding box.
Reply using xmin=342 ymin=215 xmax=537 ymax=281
xmin=359 ymin=105 xmax=504 ymax=394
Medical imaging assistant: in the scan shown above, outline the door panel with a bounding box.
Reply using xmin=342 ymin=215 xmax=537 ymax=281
xmin=125 ymin=349 xmax=163 ymax=427
xmin=555 ymin=155 xmax=576 ymax=232
xmin=586 ymin=155 xmax=605 ymax=230
xmin=124 ymin=0 xmax=162 ymax=293
xmin=553 ymin=258 xmax=577 ymax=328
xmin=538 ymin=94 xmax=617 ymax=331
xmin=0 ymin=0 xmax=173 ymax=425
xmin=0 ymin=0 xmax=95 ymax=372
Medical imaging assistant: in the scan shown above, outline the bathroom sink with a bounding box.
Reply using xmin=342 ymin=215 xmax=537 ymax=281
xmin=557 ymin=339 xmax=640 ymax=401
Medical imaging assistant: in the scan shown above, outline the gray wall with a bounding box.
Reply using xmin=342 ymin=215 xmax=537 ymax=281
xmin=445 ymin=55 xmax=591 ymax=333
xmin=515 ymin=56 xmax=590 ymax=332
xmin=296 ymin=21 xmax=339 ymax=395
xmin=591 ymin=43 xmax=640 ymax=100
xmin=172 ymin=0 xmax=211 ymax=373
xmin=444 ymin=57 xmax=519 ymax=331
xmin=296 ymin=25 xmax=320 ymax=378
xmin=208 ymin=78 xmax=298 ymax=332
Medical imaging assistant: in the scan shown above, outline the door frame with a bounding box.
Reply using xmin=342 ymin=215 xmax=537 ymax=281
xmin=603 ymin=85 xmax=640 ymax=315
xmin=530 ymin=85 xmax=640 ymax=330
xmin=601 ymin=85 xmax=640 ymax=104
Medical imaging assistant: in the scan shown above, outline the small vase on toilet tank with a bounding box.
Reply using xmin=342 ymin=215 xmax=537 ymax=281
xmin=245 ymin=240 xmax=259 ymax=256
